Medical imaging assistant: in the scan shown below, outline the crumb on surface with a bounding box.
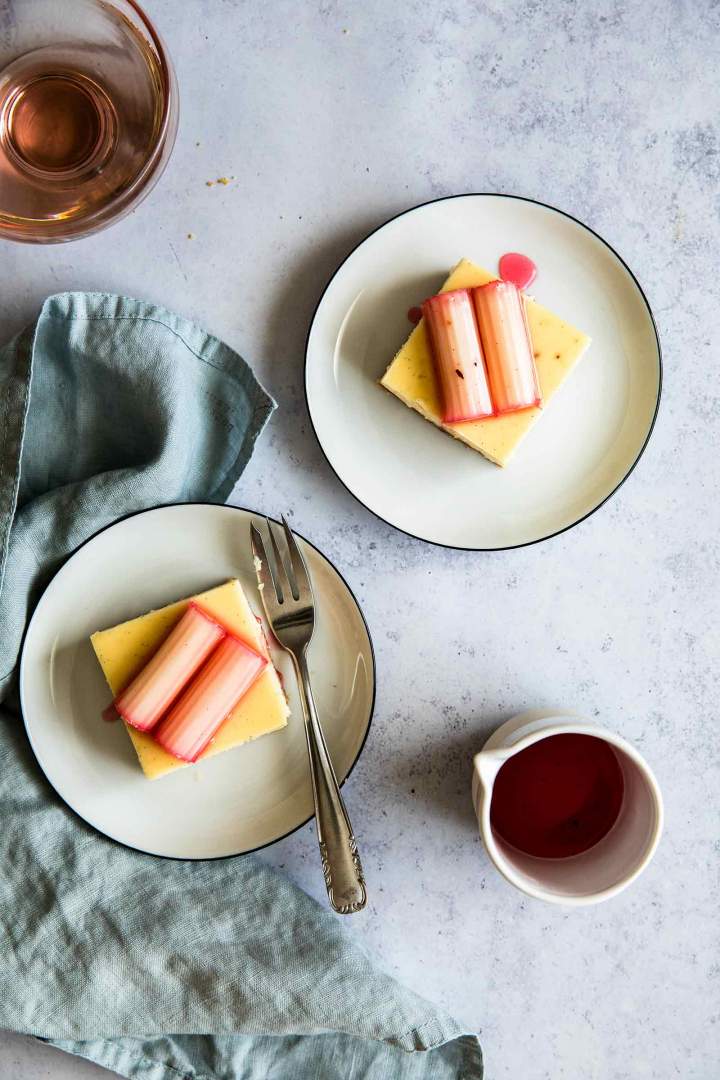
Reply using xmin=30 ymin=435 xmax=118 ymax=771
xmin=187 ymin=232 xmax=195 ymax=239
xmin=217 ymin=176 xmax=232 ymax=185
xmin=206 ymin=180 xmax=214 ymax=187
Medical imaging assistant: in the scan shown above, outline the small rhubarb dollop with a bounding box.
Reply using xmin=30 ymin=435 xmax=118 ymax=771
xmin=471 ymin=280 xmax=542 ymax=414
xmin=114 ymin=603 xmax=226 ymax=732
xmin=422 ymin=289 xmax=494 ymax=424
xmin=154 ymin=635 xmax=267 ymax=762
xmin=498 ymin=252 xmax=537 ymax=291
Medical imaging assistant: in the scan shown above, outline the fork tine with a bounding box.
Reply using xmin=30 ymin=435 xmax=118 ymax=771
xmin=250 ymin=522 xmax=282 ymax=605
xmin=281 ymin=515 xmax=311 ymax=601
xmin=268 ymin=518 xmax=300 ymax=601
xmin=265 ymin=517 xmax=289 ymax=604
xmin=275 ymin=516 xmax=300 ymax=601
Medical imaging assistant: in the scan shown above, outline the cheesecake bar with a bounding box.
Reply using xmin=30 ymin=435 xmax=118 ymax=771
xmin=380 ymin=258 xmax=591 ymax=466
xmin=91 ymin=579 xmax=289 ymax=779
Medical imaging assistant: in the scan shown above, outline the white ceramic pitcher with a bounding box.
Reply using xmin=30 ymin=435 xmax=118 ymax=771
xmin=472 ymin=709 xmax=663 ymax=906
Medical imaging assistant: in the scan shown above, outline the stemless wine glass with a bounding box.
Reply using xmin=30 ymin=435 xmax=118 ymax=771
xmin=0 ymin=0 xmax=178 ymax=242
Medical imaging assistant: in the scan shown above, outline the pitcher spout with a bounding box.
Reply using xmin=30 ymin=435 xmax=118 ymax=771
xmin=473 ymin=749 xmax=505 ymax=793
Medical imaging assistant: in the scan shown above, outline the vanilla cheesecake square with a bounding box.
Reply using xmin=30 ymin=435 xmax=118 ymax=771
xmin=91 ymin=579 xmax=289 ymax=780
xmin=380 ymin=258 xmax=591 ymax=466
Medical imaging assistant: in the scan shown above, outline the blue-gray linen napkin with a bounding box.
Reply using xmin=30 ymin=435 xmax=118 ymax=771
xmin=0 ymin=293 xmax=483 ymax=1080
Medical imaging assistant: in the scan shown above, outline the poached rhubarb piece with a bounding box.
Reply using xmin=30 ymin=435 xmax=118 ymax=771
xmin=114 ymin=602 xmax=226 ymax=732
xmin=154 ymin=634 xmax=267 ymax=762
xmin=422 ymin=289 xmax=493 ymax=423
xmin=471 ymin=280 xmax=542 ymax=414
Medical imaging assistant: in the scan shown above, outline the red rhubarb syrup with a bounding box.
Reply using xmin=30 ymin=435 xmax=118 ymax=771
xmin=490 ymin=734 xmax=624 ymax=858
xmin=498 ymin=252 xmax=537 ymax=291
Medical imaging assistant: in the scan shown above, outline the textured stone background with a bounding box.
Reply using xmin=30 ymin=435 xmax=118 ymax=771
xmin=2 ymin=1 xmax=718 ymax=1077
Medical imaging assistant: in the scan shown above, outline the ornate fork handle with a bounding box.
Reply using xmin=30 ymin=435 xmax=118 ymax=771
xmin=292 ymin=650 xmax=367 ymax=914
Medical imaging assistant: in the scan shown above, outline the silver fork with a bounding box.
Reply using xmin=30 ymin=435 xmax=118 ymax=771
xmin=250 ymin=516 xmax=367 ymax=914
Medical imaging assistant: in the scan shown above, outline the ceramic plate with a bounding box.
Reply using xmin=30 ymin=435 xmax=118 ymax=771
xmin=19 ymin=504 xmax=375 ymax=859
xmin=305 ymin=194 xmax=661 ymax=550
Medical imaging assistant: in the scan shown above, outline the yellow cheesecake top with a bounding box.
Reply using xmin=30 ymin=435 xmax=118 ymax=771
xmin=91 ymin=579 xmax=289 ymax=780
xmin=380 ymin=258 xmax=591 ymax=466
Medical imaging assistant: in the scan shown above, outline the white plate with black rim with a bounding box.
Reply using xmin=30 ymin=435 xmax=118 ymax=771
xmin=19 ymin=503 xmax=375 ymax=860
xmin=305 ymin=193 xmax=662 ymax=550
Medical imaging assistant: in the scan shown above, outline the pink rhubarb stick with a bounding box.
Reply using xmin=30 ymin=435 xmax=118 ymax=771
xmin=154 ymin=634 xmax=267 ymax=762
xmin=422 ymin=289 xmax=493 ymax=423
xmin=114 ymin=602 xmax=226 ymax=732
xmin=471 ymin=280 xmax=542 ymax=414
